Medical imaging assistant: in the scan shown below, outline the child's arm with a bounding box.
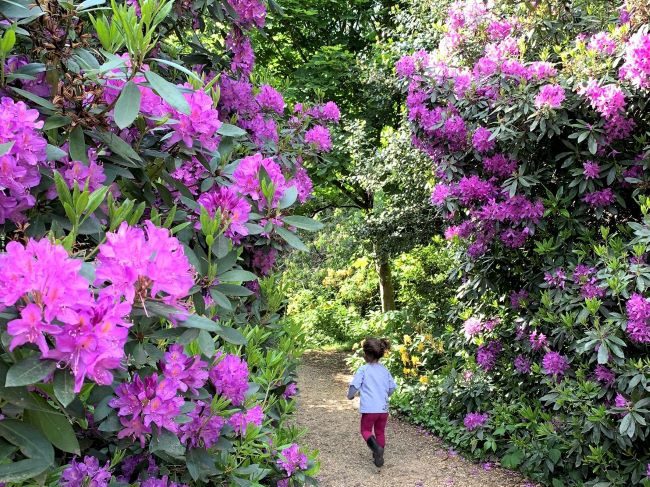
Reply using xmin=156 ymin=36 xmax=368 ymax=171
xmin=387 ymin=372 xmax=397 ymax=396
xmin=348 ymin=366 xmax=365 ymax=400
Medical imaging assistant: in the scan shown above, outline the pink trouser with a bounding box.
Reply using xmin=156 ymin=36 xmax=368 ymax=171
xmin=360 ymin=413 xmax=388 ymax=447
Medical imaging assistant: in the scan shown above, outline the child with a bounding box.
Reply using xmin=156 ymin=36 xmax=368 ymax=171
xmin=347 ymin=337 xmax=396 ymax=467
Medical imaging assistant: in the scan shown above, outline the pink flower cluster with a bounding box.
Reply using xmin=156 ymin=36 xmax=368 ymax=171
xmin=228 ymin=405 xmax=263 ymax=434
xmin=95 ymin=221 xmax=195 ymax=306
xmin=463 ymin=412 xmax=489 ymax=431
xmin=476 ymin=340 xmax=502 ymax=371
xmin=534 ymin=84 xmax=565 ymax=109
xmin=61 ymin=456 xmax=111 ymax=487
xmin=209 ymin=353 xmax=250 ymax=406
xmin=619 ymin=31 xmax=650 ymax=89
xmin=166 ymin=86 xmax=222 ymax=152
xmin=232 ymin=153 xmax=288 ymax=210
xmin=625 ymin=293 xmax=650 ymax=343
xmin=0 ymin=97 xmax=48 ymax=224
xmin=226 ymin=0 xmax=266 ymax=29
xmin=277 ymin=444 xmax=308 ymax=477
xmin=0 ymin=239 xmax=132 ymax=392
xmin=542 ymin=351 xmax=569 ymax=377
xmin=197 ymin=186 xmax=251 ymax=240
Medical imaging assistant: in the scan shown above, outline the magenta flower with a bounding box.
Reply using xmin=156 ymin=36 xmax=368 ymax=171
xmin=251 ymin=247 xmax=278 ymax=276
xmin=0 ymin=97 xmax=48 ymax=224
xmin=529 ymin=330 xmax=547 ymax=350
xmin=165 ymin=86 xmax=222 ymax=152
xmin=472 ymin=126 xmax=495 ymax=153
xmin=542 ymin=351 xmax=569 ymax=377
xmin=625 ymin=293 xmax=650 ymax=343
xmin=534 ymin=84 xmax=565 ymax=109
xmin=290 ymin=164 xmax=314 ymax=203
xmin=588 ymin=32 xmax=617 ymax=55
xmin=304 ymin=125 xmax=333 ymax=152
xmin=283 ymin=383 xmax=298 ymax=399
xmin=60 ymin=456 xmax=111 ymax=487
xmin=583 ymin=161 xmax=601 ymax=179
xmin=594 ymin=365 xmax=615 ymax=387
xmin=7 ymin=303 xmax=59 ymax=356
xmin=161 ymin=344 xmax=209 ymax=395
xmin=256 ymin=84 xmax=285 ymax=114
xmin=619 ymin=31 xmax=650 ymax=89
xmin=463 ymin=412 xmax=489 ymax=431
xmin=209 ymin=354 xmax=249 ymax=406
xmin=95 ymin=221 xmax=195 ymax=306
xmin=614 ymin=393 xmax=630 ymax=409
xmin=228 ymin=405 xmax=264 ymax=435
xmin=277 ymin=444 xmax=308 ymax=477
xmin=226 ymin=0 xmax=266 ymax=28
xmin=476 ymin=340 xmax=502 ymax=371
xmin=462 ymin=317 xmax=482 ymax=339
xmin=197 ymin=187 xmax=251 ymax=240
xmin=483 ymin=153 xmax=517 ymax=178
xmin=510 ymin=289 xmax=529 ymax=309
xmin=527 ymin=61 xmax=558 ymax=80
xmin=179 ymin=400 xmax=225 ymax=448
xmin=232 ymin=153 xmax=288 ymax=210
xmin=582 ymin=188 xmax=615 ymax=208
xmin=514 ymin=355 xmax=531 ymax=374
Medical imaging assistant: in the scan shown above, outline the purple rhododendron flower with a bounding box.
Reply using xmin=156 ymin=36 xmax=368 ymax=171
xmin=232 ymin=153 xmax=287 ymax=209
xmin=462 ymin=317 xmax=483 ymax=339
xmin=534 ymin=84 xmax=565 ymax=109
xmin=0 ymin=97 xmax=48 ymax=224
xmin=510 ymin=289 xmax=528 ymax=309
xmin=197 ymin=186 xmax=251 ymax=240
xmin=594 ymin=365 xmax=615 ymax=387
xmin=96 ymin=221 xmax=195 ymax=306
xmin=165 ymin=86 xmax=222 ymax=152
xmin=161 ymin=344 xmax=209 ymax=395
xmin=614 ymin=393 xmax=630 ymax=409
xmin=472 ymin=126 xmax=495 ymax=153
xmin=229 ymin=405 xmax=264 ymax=435
xmin=277 ymin=444 xmax=308 ymax=477
xmin=226 ymin=0 xmax=266 ymax=28
xmin=209 ymin=353 xmax=249 ymax=406
xmin=141 ymin=476 xmax=187 ymax=487
xmin=625 ymin=293 xmax=650 ymax=343
xmin=476 ymin=340 xmax=502 ymax=371
xmin=283 ymin=382 xmax=298 ymax=399
xmin=256 ymin=84 xmax=285 ymax=114
xmin=251 ymin=247 xmax=278 ymax=276
xmin=483 ymin=153 xmax=517 ymax=178
xmin=542 ymin=351 xmax=569 ymax=377
xmin=529 ymin=330 xmax=547 ymax=350
xmin=179 ymin=400 xmax=225 ymax=448
xmin=61 ymin=456 xmax=111 ymax=487
xmin=620 ymin=31 xmax=650 ymax=89
xmin=514 ymin=354 xmax=531 ymax=374
xmin=588 ymin=32 xmax=617 ymax=55
xmin=544 ymin=268 xmax=566 ymax=288
xmin=463 ymin=412 xmax=489 ymax=431
xmin=583 ymin=161 xmax=601 ymax=179
xmin=304 ymin=125 xmax=333 ymax=152
xmin=583 ymin=188 xmax=615 ymax=208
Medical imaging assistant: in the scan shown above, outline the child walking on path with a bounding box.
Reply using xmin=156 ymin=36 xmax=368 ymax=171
xmin=347 ymin=338 xmax=397 ymax=467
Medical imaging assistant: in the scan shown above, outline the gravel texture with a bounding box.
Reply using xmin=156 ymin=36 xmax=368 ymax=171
xmin=294 ymin=351 xmax=534 ymax=487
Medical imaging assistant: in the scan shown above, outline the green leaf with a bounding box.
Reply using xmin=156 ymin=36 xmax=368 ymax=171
xmin=181 ymin=314 xmax=219 ymax=332
xmin=113 ymin=80 xmax=141 ymax=130
xmin=283 ymin=215 xmax=324 ymax=232
xmin=149 ymin=58 xmax=202 ymax=82
xmin=0 ymin=141 xmax=14 ymax=156
xmin=68 ymin=125 xmax=87 ymax=163
xmin=90 ymin=129 xmax=142 ymax=165
xmin=197 ymin=330 xmax=216 ymax=358
xmin=43 ymin=115 xmax=72 ymax=130
xmin=150 ymin=430 xmax=185 ymax=457
xmin=278 ymin=186 xmax=297 ymax=210
xmin=214 ymin=284 xmax=254 ymax=297
xmin=10 ymin=87 xmax=56 ymax=110
xmin=23 ymin=395 xmax=80 ymax=454
xmin=46 ymin=144 xmax=67 ymax=161
xmin=186 ymin=447 xmax=218 ymax=481
xmin=0 ymin=419 xmax=54 ymax=483
xmin=501 ymin=450 xmax=523 ymax=468
xmin=76 ymin=0 xmax=105 ymax=10
xmin=5 ymin=357 xmax=57 ymax=387
xmin=275 ymin=226 xmax=308 ymax=251
xmin=548 ymin=448 xmax=561 ymax=464
xmin=215 ymin=324 xmax=247 ymax=345
xmin=209 ymin=288 xmax=232 ymax=311
xmin=217 ymin=269 xmax=258 ymax=282
xmin=144 ymin=70 xmax=190 ymax=115
xmin=53 ymin=370 xmax=75 ymax=407
xmin=217 ymin=123 xmax=246 ymax=137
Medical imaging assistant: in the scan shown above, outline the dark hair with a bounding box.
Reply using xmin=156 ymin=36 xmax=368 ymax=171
xmin=363 ymin=337 xmax=390 ymax=361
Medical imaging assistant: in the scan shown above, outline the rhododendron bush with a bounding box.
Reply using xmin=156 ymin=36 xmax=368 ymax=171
xmin=391 ymin=0 xmax=650 ymax=485
xmin=0 ymin=0 xmax=335 ymax=484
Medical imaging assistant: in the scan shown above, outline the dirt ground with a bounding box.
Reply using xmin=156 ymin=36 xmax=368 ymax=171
xmin=293 ymin=351 xmax=535 ymax=487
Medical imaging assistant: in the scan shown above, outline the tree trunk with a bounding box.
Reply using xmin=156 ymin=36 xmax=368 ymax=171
xmin=374 ymin=243 xmax=395 ymax=312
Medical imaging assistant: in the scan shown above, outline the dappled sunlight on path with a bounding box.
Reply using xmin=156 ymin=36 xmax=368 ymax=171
xmin=294 ymin=351 xmax=534 ymax=487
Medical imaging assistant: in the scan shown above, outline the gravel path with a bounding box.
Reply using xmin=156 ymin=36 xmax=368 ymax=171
xmin=294 ymin=351 xmax=533 ymax=487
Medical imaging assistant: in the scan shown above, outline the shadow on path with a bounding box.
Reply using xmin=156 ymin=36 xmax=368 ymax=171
xmin=294 ymin=351 xmax=534 ymax=487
